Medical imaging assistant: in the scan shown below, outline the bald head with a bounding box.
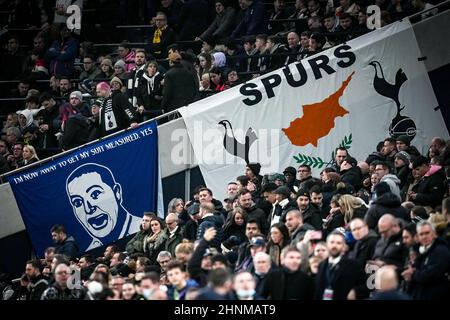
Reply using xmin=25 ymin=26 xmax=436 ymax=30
xmin=253 ymin=252 xmax=271 ymax=274
xmin=378 ymin=214 xmax=397 ymax=239
xmin=375 ymin=265 xmax=398 ymax=291
xmin=165 ymin=213 xmax=178 ymax=231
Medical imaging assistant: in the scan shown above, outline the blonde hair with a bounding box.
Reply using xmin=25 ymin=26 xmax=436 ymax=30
xmin=175 ymin=241 xmax=194 ymax=255
xmin=23 ymin=144 xmax=39 ymax=161
xmin=338 ymin=194 xmax=365 ymax=224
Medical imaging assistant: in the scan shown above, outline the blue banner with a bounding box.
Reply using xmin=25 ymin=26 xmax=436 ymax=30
xmin=7 ymin=121 xmax=159 ymax=257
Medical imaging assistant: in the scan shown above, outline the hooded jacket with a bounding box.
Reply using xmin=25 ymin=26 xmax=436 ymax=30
xmin=380 ymin=174 xmax=402 ymax=200
xmin=197 ymin=213 xmax=224 ymax=249
xmin=365 ymin=193 xmax=410 ymax=229
xmin=411 ymin=165 xmax=446 ymax=208
xmin=55 ymin=235 xmax=79 ymax=259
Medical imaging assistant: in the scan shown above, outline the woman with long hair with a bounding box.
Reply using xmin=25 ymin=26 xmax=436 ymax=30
xmin=21 ymin=144 xmax=39 ymax=166
xmin=338 ymin=194 xmax=368 ymax=225
xmin=222 ymin=207 xmax=248 ymax=244
xmin=167 ymin=197 xmax=189 ymax=225
xmin=266 ymin=222 xmax=290 ymax=266
xmin=146 ymin=217 xmax=168 ymax=265
xmin=323 ymin=194 xmax=345 ymax=236
xmin=197 ymin=52 xmax=212 ymax=80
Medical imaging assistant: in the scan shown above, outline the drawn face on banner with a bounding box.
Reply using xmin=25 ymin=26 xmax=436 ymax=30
xmin=66 ymin=164 xmax=122 ymax=238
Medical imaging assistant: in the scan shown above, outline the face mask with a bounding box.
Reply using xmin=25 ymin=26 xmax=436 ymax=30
xmin=142 ymin=288 xmax=154 ymax=300
xmin=236 ymin=289 xmax=255 ymax=299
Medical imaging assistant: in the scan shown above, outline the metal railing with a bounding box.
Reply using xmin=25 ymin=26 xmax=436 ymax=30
xmin=0 ymin=109 xmax=180 ymax=184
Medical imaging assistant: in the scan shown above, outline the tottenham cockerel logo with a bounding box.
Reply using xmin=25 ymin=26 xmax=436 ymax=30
xmin=369 ymin=61 xmax=417 ymax=140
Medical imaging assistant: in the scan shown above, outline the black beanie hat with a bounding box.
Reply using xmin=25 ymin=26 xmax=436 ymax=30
xmin=396 ymin=135 xmax=411 ymax=146
xmin=247 ymin=162 xmax=261 ymax=176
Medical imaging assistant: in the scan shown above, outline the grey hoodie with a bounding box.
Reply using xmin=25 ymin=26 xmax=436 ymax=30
xmin=380 ymin=174 xmax=402 ymax=200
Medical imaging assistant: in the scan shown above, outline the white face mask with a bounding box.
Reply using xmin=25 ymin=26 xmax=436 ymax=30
xmin=142 ymin=288 xmax=154 ymax=300
xmin=236 ymin=289 xmax=255 ymax=299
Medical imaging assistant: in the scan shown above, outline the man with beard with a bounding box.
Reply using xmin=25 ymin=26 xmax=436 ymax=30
xmin=126 ymin=212 xmax=156 ymax=258
xmin=127 ymin=49 xmax=147 ymax=108
xmin=315 ymin=231 xmax=367 ymax=300
xmin=238 ymin=188 xmax=269 ymax=235
xmin=296 ymin=190 xmax=322 ymax=230
xmin=25 ymin=260 xmax=49 ymax=300
xmin=50 ymin=224 xmax=79 ymax=260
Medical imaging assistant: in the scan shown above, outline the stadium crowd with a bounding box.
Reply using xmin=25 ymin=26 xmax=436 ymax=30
xmin=0 ymin=0 xmax=445 ymax=171
xmin=0 ymin=0 xmax=449 ymax=301
xmin=1 ymin=135 xmax=450 ymax=300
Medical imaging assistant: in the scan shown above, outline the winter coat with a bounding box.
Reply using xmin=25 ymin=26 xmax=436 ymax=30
xmin=99 ymin=90 xmax=137 ymax=137
xmin=41 ymin=283 xmax=86 ymax=300
xmin=29 ymin=275 xmax=49 ymax=300
xmin=348 ymin=230 xmax=379 ymax=266
xmin=147 ymin=231 xmax=168 ymax=265
xmin=61 ymin=114 xmax=90 ymax=150
xmin=302 ymin=204 xmax=323 ymax=231
xmin=161 ymin=63 xmax=198 ymax=113
xmin=340 ymin=166 xmax=364 ymax=191
xmin=126 ymin=229 xmax=152 ymax=258
xmin=164 ymin=226 xmax=185 ymax=257
xmin=372 ymin=232 xmax=407 ymax=269
xmin=395 ymin=165 xmax=411 ymax=190
xmin=47 ymin=37 xmax=78 ymax=77
xmin=314 ymin=256 xmax=368 ymax=300
xmin=231 ymin=0 xmax=268 ymax=38
xmin=410 ymin=237 xmax=450 ymax=300
xmin=136 ymin=72 xmax=164 ymax=113
xmin=197 ymin=214 xmax=224 ymax=249
xmin=55 ymin=235 xmax=79 ymax=259
xmin=200 ymin=6 xmax=236 ymax=39
xmin=365 ymin=192 xmax=410 ymax=230
xmin=380 ymin=174 xmax=402 ymax=200
xmin=262 ymin=267 xmax=314 ymax=300
xmin=411 ymin=166 xmax=446 ymax=208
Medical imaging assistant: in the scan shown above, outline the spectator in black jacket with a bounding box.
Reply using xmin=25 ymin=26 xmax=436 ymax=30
xmin=197 ymin=203 xmax=224 ymax=250
xmin=401 ymin=221 xmax=450 ymax=300
xmin=25 ymin=259 xmax=49 ymax=300
xmin=371 ymin=214 xmax=407 ymax=269
xmin=340 ymin=156 xmax=363 ymax=192
xmin=95 ymin=82 xmax=139 ymax=137
xmin=238 ymin=188 xmax=269 ymax=235
xmin=315 ymin=231 xmax=368 ymax=300
xmin=348 ymin=218 xmax=379 ymax=266
xmin=50 ymin=224 xmax=79 ymax=260
xmin=262 ymin=246 xmax=314 ymax=300
xmin=408 ymin=156 xmax=446 ymax=208
xmin=366 ymin=182 xmax=410 ymax=230
xmin=161 ymin=52 xmax=198 ymax=114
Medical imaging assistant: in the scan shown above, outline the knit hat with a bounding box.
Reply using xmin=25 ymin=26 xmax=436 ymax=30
xmin=296 ymin=188 xmax=310 ymax=199
xmin=114 ymin=59 xmax=126 ymax=70
xmin=246 ymin=162 xmax=261 ymax=176
xmin=69 ymin=90 xmax=83 ymax=101
xmin=396 ymin=135 xmax=411 ymax=146
xmin=274 ymin=186 xmax=291 ymax=198
xmin=395 ymin=151 xmax=411 ymax=165
xmin=92 ymin=99 xmax=103 ymax=107
xmin=283 ymin=166 xmax=297 ymax=176
xmin=110 ymin=76 xmax=123 ymax=87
